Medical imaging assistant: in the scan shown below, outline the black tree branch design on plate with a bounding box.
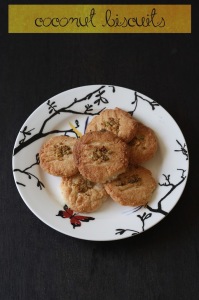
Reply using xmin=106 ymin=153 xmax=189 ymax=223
xmin=13 ymin=153 xmax=45 ymax=189
xmin=128 ymin=91 xmax=159 ymax=115
xmin=116 ymin=212 xmax=152 ymax=236
xmin=19 ymin=126 xmax=35 ymax=145
xmin=47 ymin=100 xmax=60 ymax=114
xmin=145 ymin=139 xmax=188 ymax=215
xmin=115 ymin=229 xmax=140 ymax=236
xmin=13 ymin=85 xmax=113 ymax=156
xmin=175 ymin=140 xmax=188 ymax=160
xmin=137 ymin=212 xmax=152 ymax=231
xmin=146 ymin=169 xmax=187 ymax=216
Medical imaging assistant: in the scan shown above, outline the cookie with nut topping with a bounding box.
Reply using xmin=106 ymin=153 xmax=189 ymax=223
xmin=128 ymin=123 xmax=158 ymax=165
xmin=86 ymin=108 xmax=138 ymax=143
xmin=61 ymin=173 xmax=108 ymax=213
xmin=39 ymin=136 xmax=78 ymax=177
xmin=73 ymin=130 xmax=129 ymax=183
xmin=104 ymin=165 xmax=157 ymax=207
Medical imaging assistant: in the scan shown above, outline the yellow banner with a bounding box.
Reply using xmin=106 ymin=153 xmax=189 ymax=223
xmin=8 ymin=5 xmax=191 ymax=34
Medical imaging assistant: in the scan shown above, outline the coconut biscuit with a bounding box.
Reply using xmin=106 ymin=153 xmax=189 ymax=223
xmin=73 ymin=130 xmax=129 ymax=183
xmin=86 ymin=107 xmax=138 ymax=143
xmin=128 ymin=123 xmax=158 ymax=165
xmin=39 ymin=135 xmax=78 ymax=177
xmin=61 ymin=173 xmax=108 ymax=213
xmin=104 ymin=165 xmax=157 ymax=207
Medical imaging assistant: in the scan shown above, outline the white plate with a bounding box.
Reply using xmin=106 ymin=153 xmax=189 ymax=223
xmin=12 ymin=85 xmax=189 ymax=241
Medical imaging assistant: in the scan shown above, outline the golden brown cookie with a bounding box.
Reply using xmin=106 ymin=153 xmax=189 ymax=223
xmin=73 ymin=130 xmax=129 ymax=183
xmin=128 ymin=123 xmax=158 ymax=164
xmin=86 ymin=108 xmax=138 ymax=143
xmin=104 ymin=165 xmax=157 ymax=206
xmin=39 ymin=135 xmax=78 ymax=177
xmin=60 ymin=173 xmax=108 ymax=213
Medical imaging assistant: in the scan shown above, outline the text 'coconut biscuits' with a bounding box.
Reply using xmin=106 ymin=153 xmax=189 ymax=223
xmin=86 ymin=107 xmax=138 ymax=143
xmin=104 ymin=165 xmax=157 ymax=207
xmin=61 ymin=173 xmax=108 ymax=213
xmin=128 ymin=123 xmax=158 ymax=165
xmin=73 ymin=130 xmax=129 ymax=183
xmin=39 ymin=135 xmax=78 ymax=177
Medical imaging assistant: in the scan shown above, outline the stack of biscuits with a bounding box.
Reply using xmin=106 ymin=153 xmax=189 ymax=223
xmin=39 ymin=108 xmax=158 ymax=213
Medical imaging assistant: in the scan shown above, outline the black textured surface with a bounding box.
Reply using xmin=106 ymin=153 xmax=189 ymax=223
xmin=1 ymin=1 xmax=199 ymax=300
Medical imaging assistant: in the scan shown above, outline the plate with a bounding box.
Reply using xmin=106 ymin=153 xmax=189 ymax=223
xmin=12 ymin=85 xmax=189 ymax=241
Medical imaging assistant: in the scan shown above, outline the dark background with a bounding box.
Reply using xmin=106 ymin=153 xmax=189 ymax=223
xmin=1 ymin=1 xmax=199 ymax=299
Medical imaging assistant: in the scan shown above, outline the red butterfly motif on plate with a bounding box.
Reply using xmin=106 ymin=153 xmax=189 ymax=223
xmin=56 ymin=205 xmax=95 ymax=229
